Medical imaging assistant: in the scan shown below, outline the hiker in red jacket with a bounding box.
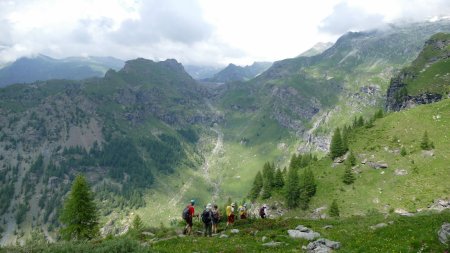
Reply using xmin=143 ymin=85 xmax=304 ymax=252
xmin=183 ymin=200 xmax=196 ymax=235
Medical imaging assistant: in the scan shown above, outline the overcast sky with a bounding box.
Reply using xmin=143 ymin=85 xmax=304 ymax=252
xmin=0 ymin=0 xmax=449 ymax=66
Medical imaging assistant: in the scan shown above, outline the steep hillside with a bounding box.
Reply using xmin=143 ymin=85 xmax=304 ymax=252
xmin=299 ymin=99 xmax=450 ymax=218
xmin=0 ymin=55 xmax=124 ymax=87
xmin=184 ymin=64 xmax=223 ymax=80
xmin=0 ymin=58 xmax=217 ymax=244
xmin=205 ymin=62 xmax=272 ymax=83
xmin=386 ymin=33 xmax=450 ymax=111
xmin=217 ymin=20 xmax=450 ymax=155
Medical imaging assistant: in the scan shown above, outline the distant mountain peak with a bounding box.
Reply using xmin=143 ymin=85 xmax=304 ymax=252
xmin=298 ymin=42 xmax=334 ymax=57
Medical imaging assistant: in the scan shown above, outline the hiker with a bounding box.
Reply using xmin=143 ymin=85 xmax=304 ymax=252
xmin=211 ymin=204 xmax=220 ymax=234
xmin=201 ymin=203 xmax=213 ymax=237
xmin=226 ymin=203 xmax=236 ymax=227
xmin=259 ymin=204 xmax=268 ymax=219
xmin=182 ymin=199 xmax=196 ymax=235
xmin=239 ymin=203 xmax=248 ymax=219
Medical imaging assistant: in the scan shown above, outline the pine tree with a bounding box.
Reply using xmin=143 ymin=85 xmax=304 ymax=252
xmin=132 ymin=215 xmax=144 ymax=231
xmin=357 ymin=116 xmax=364 ymax=127
xmin=262 ymin=162 xmax=275 ymax=188
xmin=329 ymin=199 xmax=340 ymax=217
xmin=249 ymin=171 xmax=263 ymax=201
xmin=374 ymin=109 xmax=384 ymax=119
xmin=400 ymin=147 xmax=407 ymax=156
xmin=60 ymin=175 xmax=99 ymax=240
xmin=347 ymin=150 xmax=356 ymax=166
xmin=420 ymin=131 xmax=431 ymax=150
xmin=299 ymin=169 xmax=317 ymax=210
xmin=261 ymin=162 xmax=275 ymax=199
xmin=284 ymin=167 xmax=300 ymax=208
xmin=274 ymin=169 xmax=285 ymax=188
xmin=330 ymin=128 xmax=345 ymax=159
xmin=261 ymin=179 xmax=272 ymax=199
xmin=341 ymin=126 xmax=349 ymax=153
xmin=342 ymin=165 xmax=355 ymax=185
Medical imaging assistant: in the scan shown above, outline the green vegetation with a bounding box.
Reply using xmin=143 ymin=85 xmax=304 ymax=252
xmin=329 ymin=199 xmax=340 ymax=217
xmin=60 ymin=175 xmax=99 ymax=241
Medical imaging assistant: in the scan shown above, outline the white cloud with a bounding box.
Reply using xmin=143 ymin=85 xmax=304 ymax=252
xmin=0 ymin=0 xmax=449 ymax=65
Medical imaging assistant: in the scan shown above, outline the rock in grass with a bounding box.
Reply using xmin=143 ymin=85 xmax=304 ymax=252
xmin=288 ymin=229 xmax=320 ymax=240
xmin=219 ymin=234 xmax=229 ymax=238
xmin=370 ymin=223 xmax=388 ymax=230
xmin=262 ymin=236 xmax=268 ymax=242
xmin=142 ymin=232 xmax=155 ymax=237
xmin=438 ymin=223 xmax=450 ymax=245
xmin=323 ymin=225 xmax=333 ymax=229
xmin=307 ymin=238 xmax=340 ymax=253
xmin=262 ymin=241 xmax=283 ymax=247
xmin=231 ymin=229 xmax=239 ymax=234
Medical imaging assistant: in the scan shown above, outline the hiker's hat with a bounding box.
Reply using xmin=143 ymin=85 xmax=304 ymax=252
xmin=190 ymin=199 xmax=195 ymax=204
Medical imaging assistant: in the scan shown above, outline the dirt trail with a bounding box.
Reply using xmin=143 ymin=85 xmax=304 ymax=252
xmin=168 ymin=178 xmax=193 ymax=207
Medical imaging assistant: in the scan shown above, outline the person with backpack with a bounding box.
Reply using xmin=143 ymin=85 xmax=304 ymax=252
xmin=239 ymin=203 xmax=248 ymax=219
xmin=259 ymin=204 xmax=268 ymax=219
xmin=201 ymin=203 xmax=213 ymax=237
xmin=211 ymin=204 xmax=220 ymax=234
xmin=226 ymin=203 xmax=236 ymax=227
xmin=182 ymin=199 xmax=196 ymax=235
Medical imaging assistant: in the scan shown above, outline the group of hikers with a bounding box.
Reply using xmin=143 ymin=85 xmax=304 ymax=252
xmin=182 ymin=200 xmax=268 ymax=236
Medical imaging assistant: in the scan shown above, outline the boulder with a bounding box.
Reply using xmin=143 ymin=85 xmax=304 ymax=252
xmin=323 ymin=225 xmax=333 ymax=230
xmin=422 ymin=150 xmax=434 ymax=157
xmin=307 ymin=238 xmax=341 ymax=253
xmin=429 ymin=199 xmax=450 ymax=212
xmin=142 ymin=232 xmax=155 ymax=237
xmin=219 ymin=234 xmax=229 ymax=238
xmin=230 ymin=229 xmax=239 ymax=234
xmin=438 ymin=223 xmax=450 ymax=245
xmin=394 ymin=208 xmax=414 ymax=216
xmin=288 ymin=229 xmax=320 ymax=241
xmin=262 ymin=241 xmax=283 ymax=247
xmin=370 ymin=223 xmax=388 ymax=230
xmin=367 ymin=161 xmax=388 ymax=169
xmin=394 ymin=168 xmax=408 ymax=176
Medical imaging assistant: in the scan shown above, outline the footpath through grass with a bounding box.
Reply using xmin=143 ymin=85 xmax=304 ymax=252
xmin=151 ymin=210 xmax=450 ymax=252
xmin=1 ymin=210 xmax=449 ymax=252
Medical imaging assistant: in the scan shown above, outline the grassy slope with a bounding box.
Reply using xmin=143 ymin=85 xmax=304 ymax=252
xmin=304 ymin=99 xmax=450 ymax=216
xmin=151 ymin=211 xmax=450 ymax=252
xmin=403 ymin=33 xmax=450 ymax=96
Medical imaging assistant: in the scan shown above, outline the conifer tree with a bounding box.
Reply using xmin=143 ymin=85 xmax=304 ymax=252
xmin=329 ymin=199 xmax=340 ymax=217
xmin=400 ymin=146 xmax=407 ymax=156
xmin=299 ymin=168 xmax=317 ymax=210
xmin=132 ymin=214 xmax=144 ymax=231
xmin=347 ymin=150 xmax=356 ymax=166
xmin=330 ymin=128 xmax=345 ymax=159
xmin=374 ymin=109 xmax=384 ymax=119
xmin=342 ymin=165 xmax=355 ymax=185
xmin=284 ymin=167 xmax=300 ymax=208
xmin=357 ymin=116 xmax=364 ymax=127
xmin=60 ymin=175 xmax=99 ymax=240
xmin=261 ymin=179 xmax=272 ymax=199
xmin=274 ymin=169 xmax=285 ymax=188
xmin=249 ymin=171 xmax=263 ymax=201
xmin=420 ymin=131 xmax=431 ymax=150
xmin=341 ymin=127 xmax=349 ymax=152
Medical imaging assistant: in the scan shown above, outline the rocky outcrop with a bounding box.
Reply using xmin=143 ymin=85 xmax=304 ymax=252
xmin=306 ymin=238 xmax=341 ymax=253
xmin=438 ymin=223 xmax=450 ymax=245
xmin=288 ymin=225 xmax=321 ymax=240
xmin=386 ymin=33 xmax=450 ymax=112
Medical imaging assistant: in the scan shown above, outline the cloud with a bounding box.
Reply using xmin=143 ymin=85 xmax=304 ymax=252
xmin=319 ymin=0 xmax=450 ymax=35
xmin=111 ymin=0 xmax=212 ymax=46
xmin=319 ymin=2 xmax=386 ymax=35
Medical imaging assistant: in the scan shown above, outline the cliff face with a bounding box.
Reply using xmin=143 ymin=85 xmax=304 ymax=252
xmin=386 ymin=33 xmax=450 ymax=111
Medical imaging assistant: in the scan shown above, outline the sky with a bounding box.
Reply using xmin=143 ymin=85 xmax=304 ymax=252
xmin=0 ymin=0 xmax=449 ymax=66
